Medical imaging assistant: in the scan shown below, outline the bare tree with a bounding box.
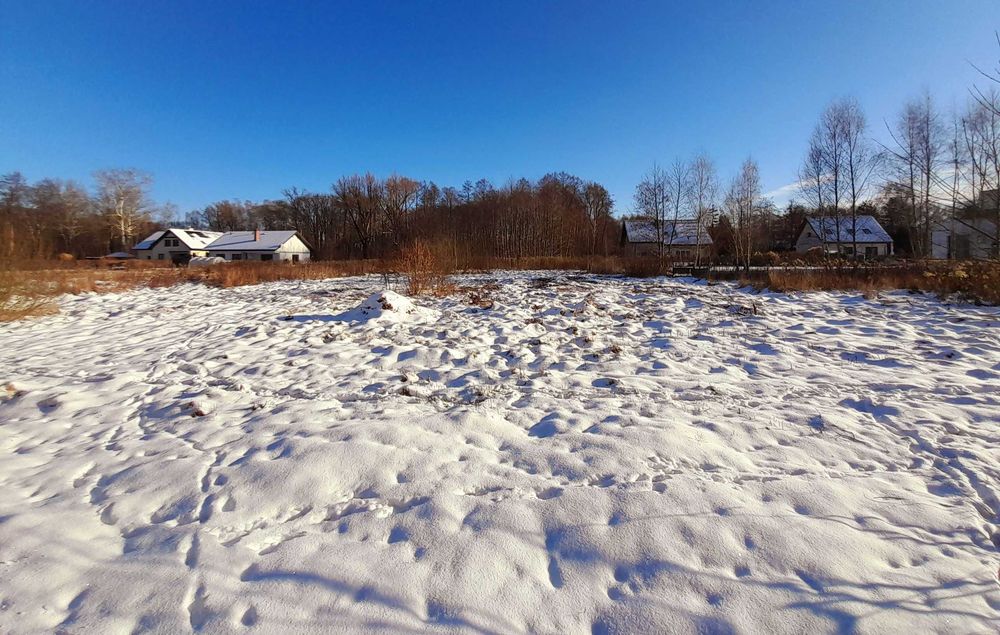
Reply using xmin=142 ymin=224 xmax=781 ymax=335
xmin=841 ymin=98 xmax=882 ymax=258
xmin=799 ymin=130 xmax=829 ymax=252
xmin=334 ymin=174 xmax=383 ymax=259
xmin=665 ymin=159 xmax=692 ymax=255
xmin=634 ymin=163 xmax=670 ymax=259
xmin=885 ymin=93 xmax=945 ymax=256
xmin=688 ymin=154 xmax=718 ymax=266
xmin=581 ymin=182 xmax=613 ymax=256
xmin=725 ymin=158 xmax=764 ymax=272
xmin=382 ymin=175 xmax=421 ymax=249
xmin=93 ymin=169 xmax=153 ymax=251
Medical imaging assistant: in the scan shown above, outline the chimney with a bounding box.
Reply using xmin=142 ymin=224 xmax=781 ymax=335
xmin=254 ymin=228 xmax=261 ymax=242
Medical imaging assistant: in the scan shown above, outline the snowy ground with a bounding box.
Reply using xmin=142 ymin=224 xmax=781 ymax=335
xmin=1 ymin=272 xmax=998 ymax=634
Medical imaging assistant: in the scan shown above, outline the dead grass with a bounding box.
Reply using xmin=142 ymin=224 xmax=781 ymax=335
xmin=3 ymin=255 xmax=997 ymax=324
xmin=0 ymin=267 xmax=56 ymax=321
xmin=198 ymin=260 xmax=383 ymax=289
xmin=748 ymin=261 xmax=1000 ymax=305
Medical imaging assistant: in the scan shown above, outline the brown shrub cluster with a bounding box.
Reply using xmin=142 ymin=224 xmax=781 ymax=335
xmin=394 ymin=241 xmax=455 ymax=296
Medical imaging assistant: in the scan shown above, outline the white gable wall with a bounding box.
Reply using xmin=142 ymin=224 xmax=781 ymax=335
xmin=135 ymin=231 xmax=210 ymax=261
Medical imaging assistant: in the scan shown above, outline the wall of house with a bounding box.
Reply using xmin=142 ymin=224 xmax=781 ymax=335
xmin=794 ymin=227 xmax=824 ymax=253
xmin=929 ymin=219 xmax=997 ymax=259
xmin=135 ymin=232 xmax=208 ymax=262
xmin=795 ymin=228 xmax=890 ymax=257
xmin=208 ymin=237 xmax=312 ymax=262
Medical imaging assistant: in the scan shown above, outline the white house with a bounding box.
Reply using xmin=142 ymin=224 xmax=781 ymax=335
xmin=133 ymin=228 xmax=223 ymax=264
xmin=931 ymin=191 xmax=999 ymax=259
xmin=795 ymin=215 xmax=893 ymax=258
xmin=204 ymin=230 xmax=311 ymax=262
xmin=620 ymin=219 xmax=713 ymax=262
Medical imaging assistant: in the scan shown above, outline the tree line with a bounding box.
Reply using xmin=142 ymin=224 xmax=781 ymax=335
xmin=3 ymin=39 xmax=998 ymax=264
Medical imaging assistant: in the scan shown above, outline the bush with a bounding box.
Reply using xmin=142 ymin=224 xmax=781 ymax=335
xmin=395 ymin=241 xmax=454 ymax=295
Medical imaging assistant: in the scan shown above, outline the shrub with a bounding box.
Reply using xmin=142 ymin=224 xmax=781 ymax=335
xmin=395 ymin=241 xmax=454 ymax=295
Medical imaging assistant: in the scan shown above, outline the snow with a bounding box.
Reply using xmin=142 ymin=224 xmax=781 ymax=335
xmin=0 ymin=272 xmax=998 ymax=633
xmin=805 ymin=215 xmax=893 ymax=244
xmin=204 ymin=230 xmax=299 ymax=252
xmin=133 ymin=229 xmax=224 ymax=252
xmin=623 ymin=219 xmax=713 ymax=245
xmin=189 ymin=256 xmax=227 ymax=267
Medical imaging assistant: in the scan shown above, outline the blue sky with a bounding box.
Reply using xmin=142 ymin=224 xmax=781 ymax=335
xmin=2 ymin=1 xmax=998 ymax=215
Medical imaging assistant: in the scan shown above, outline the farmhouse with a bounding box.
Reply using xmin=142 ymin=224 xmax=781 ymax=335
xmin=795 ymin=215 xmax=893 ymax=258
xmin=205 ymin=230 xmax=311 ymax=262
xmin=620 ymin=218 xmax=713 ymax=262
xmin=133 ymin=228 xmax=223 ymax=264
xmin=134 ymin=228 xmax=312 ymax=263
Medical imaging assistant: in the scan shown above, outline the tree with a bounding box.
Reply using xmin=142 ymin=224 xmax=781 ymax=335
xmin=665 ymin=159 xmax=692 ymax=254
xmin=382 ymin=175 xmax=421 ymax=249
xmin=885 ymin=93 xmax=945 ymax=256
xmin=94 ymin=169 xmax=153 ymax=251
xmin=688 ymin=154 xmax=718 ymax=266
xmin=799 ymin=130 xmax=829 ymax=252
xmin=634 ymin=163 xmax=670 ymax=258
xmin=725 ymin=158 xmax=765 ymax=272
xmin=581 ymin=182 xmax=614 ymax=256
xmin=841 ymin=98 xmax=881 ymax=258
xmin=334 ymin=174 xmax=383 ymax=259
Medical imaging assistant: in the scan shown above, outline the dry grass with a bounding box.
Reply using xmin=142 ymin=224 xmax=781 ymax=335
xmin=749 ymin=261 xmax=1000 ymax=305
xmin=3 ymin=255 xmax=997 ymax=324
xmin=0 ymin=267 xmax=56 ymax=321
xmin=199 ymin=260 xmax=384 ymax=289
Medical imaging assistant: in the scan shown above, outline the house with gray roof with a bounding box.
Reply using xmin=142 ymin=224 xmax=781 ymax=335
xmin=620 ymin=218 xmax=713 ymax=262
xmin=133 ymin=228 xmax=311 ymax=263
xmin=795 ymin=215 xmax=893 ymax=258
xmin=204 ymin=229 xmax=311 ymax=262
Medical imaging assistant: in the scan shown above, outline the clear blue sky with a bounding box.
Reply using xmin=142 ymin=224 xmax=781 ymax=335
xmin=2 ymin=1 xmax=998 ymax=215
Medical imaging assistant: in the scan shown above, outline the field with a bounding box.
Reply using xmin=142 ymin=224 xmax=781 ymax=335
xmin=0 ymin=272 xmax=998 ymax=633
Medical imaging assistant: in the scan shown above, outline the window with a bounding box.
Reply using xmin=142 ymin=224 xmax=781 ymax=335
xmin=261 ymin=254 xmax=273 ymax=261
xmin=158 ymin=254 xmax=164 ymax=260
xmin=862 ymin=228 xmax=872 ymax=235
xmin=865 ymin=246 xmax=877 ymax=258
xmin=292 ymin=254 xmax=300 ymax=263
xmin=232 ymin=254 xmax=243 ymax=261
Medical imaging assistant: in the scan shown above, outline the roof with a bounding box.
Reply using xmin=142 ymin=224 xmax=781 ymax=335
xmin=804 ymin=216 xmax=892 ymax=244
xmin=205 ymin=230 xmax=300 ymax=251
xmin=623 ymin=219 xmax=713 ymax=246
xmin=133 ymin=228 xmax=222 ymax=251
xmin=134 ymin=231 xmax=165 ymax=250
xmin=172 ymin=229 xmax=223 ymax=249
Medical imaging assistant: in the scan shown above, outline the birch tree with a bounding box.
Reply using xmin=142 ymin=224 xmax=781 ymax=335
xmin=687 ymin=154 xmax=718 ymax=266
xmin=94 ymin=169 xmax=153 ymax=250
xmin=725 ymin=158 xmax=764 ymax=272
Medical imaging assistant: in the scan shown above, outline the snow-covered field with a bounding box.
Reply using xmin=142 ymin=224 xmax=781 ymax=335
xmin=1 ymin=272 xmax=998 ymax=634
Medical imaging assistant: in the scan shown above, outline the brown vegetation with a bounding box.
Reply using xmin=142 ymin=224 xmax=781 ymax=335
xmin=394 ymin=241 xmax=455 ymax=296
xmin=743 ymin=261 xmax=1000 ymax=305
